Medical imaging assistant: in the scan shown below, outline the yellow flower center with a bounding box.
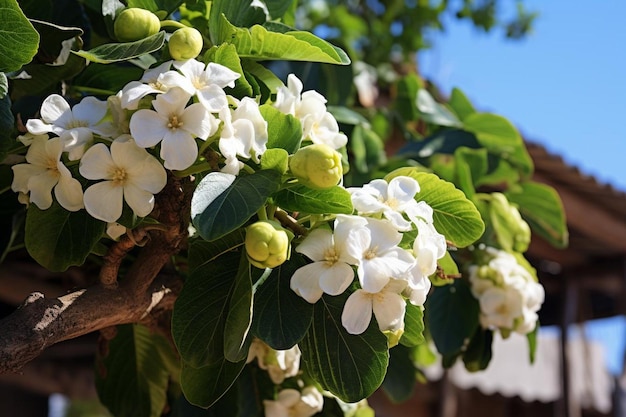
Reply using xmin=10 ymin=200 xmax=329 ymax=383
xmin=324 ymin=248 xmax=339 ymax=266
xmin=364 ymin=246 xmax=378 ymax=260
xmin=148 ymin=81 xmax=166 ymax=91
xmin=111 ymin=167 xmax=128 ymax=186
xmin=66 ymin=119 xmax=88 ymax=129
xmin=167 ymin=115 xmax=183 ymax=130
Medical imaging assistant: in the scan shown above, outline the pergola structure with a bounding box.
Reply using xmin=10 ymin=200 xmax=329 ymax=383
xmin=1 ymin=142 xmax=625 ymax=416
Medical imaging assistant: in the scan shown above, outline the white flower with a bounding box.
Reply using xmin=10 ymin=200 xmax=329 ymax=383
xmin=412 ymin=220 xmax=447 ymax=277
xmin=120 ymin=61 xmax=173 ymax=110
xmin=274 ymin=74 xmax=347 ymax=149
xmin=403 ymin=263 xmax=432 ymax=306
xmin=353 ymin=61 xmax=378 ymax=107
xmin=129 ymin=87 xmax=219 ymax=170
xmin=349 ymin=176 xmax=421 ymax=231
xmin=246 ymin=339 xmax=301 ymax=384
xmin=26 ymin=94 xmax=113 ymax=159
xmin=218 ymin=97 xmax=268 ymax=175
xmin=263 ymin=387 xmax=324 ymax=417
xmin=341 ymin=279 xmax=407 ymax=335
xmin=11 ymin=135 xmax=83 ymax=211
xmin=160 ymin=59 xmax=240 ymax=112
xmin=79 ymin=135 xmax=167 ymax=222
xmin=478 ymin=286 xmax=524 ymax=330
xmin=290 ymin=216 xmax=365 ymax=303
xmin=350 ymin=217 xmax=416 ymax=294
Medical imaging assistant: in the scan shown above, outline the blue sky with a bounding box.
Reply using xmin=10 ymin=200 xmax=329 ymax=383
xmin=418 ymin=0 xmax=626 ymax=191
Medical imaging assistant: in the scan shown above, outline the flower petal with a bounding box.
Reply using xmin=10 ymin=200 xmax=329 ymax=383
xmin=341 ymin=290 xmax=373 ymax=335
xmin=318 ymin=262 xmax=354 ymax=296
xmin=290 ymin=263 xmax=325 ymax=303
xmin=55 ymin=174 xmax=84 ymax=211
xmin=79 ymin=143 xmax=115 ymax=180
xmin=181 ymin=103 xmax=215 ymax=139
xmin=372 ymin=290 xmax=406 ymax=332
xmin=84 ymin=181 xmax=124 ymax=222
xmin=129 ymin=109 xmax=168 ymax=148
xmin=27 ymin=171 xmax=59 ymax=210
xmin=205 ymin=62 xmax=240 ymax=88
xmin=123 ymin=183 xmax=155 ymax=217
xmin=197 ymin=84 xmax=229 ymax=113
xmin=295 ymin=228 xmax=333 ymax=261
xmin=40 ymin=94 xmax=70 ymax=123
xmin=161 ymin=130 xmax=198 ymax=171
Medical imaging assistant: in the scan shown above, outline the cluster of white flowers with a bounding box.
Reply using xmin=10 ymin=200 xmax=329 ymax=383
xmin=246 ymin=338 xmax=325 ymax=417
xmin=468 ymin=247 xmax=545 ymax=335
xmin=290 ymin=176 xmax=447 ymax=335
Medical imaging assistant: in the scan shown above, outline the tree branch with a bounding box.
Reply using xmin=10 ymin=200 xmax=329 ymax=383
xmin=0 ymin=273 xmax=181 ymax=374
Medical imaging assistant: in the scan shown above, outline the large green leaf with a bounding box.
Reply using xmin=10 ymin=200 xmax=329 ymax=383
xmin=386 ymin=169 xmax=485 ymax=247
xmin=274 ymin=185 xmax=353 ymax=215
xmin=208 ymin=0 xmax=267 ymax=44
xmin=73 ymin=31 xmax=165 ymax=64
xmin=188 ymin=230 xmax=246 ymax=272
xmin=30 ymin=20 xmax=83 ymax=64
xmin=251 ymin=254 xmax=314 ymax=350
xmin=505 ymin=181 xmax=568 ymax=248
xmin=416 ymin=89 xmax=462 ymax=127
xmin=128 ymin=0 xmax=184 ymax=14
xmin=300 ymin=292 xmax=389 ymax=402
xmin=181 ymin=358 xmax=246 ymax=409
xmin=264 ymin=0 xmax=296 ymax=19
xmin=382 ymin=345 xmax=416 ymax=403
xmin=215 ymin=14 xmax=350 ymax=65
xmin=96 ymin=324 xmax=177 ymax=417
xmin=0 ymin=0 xmax=39 ymax=72
xmin=172 ymin=249 xmax=242 ymax=368
xmin=223 ymin=254 xmax=254 ymax=363
xmin=260 ymin=104 xmax=302 ymax=153
xmin=0 ymin=75 xmax=12 ymax=145
xmin=462 ymin=327 xmax=493 ymax=372
xmin=399 ymin=303 xmax=425 ymax=347
xmin=425 ymin=279 xmax=480 ymax=357
xmin=25 ymin=202 xmax=105 ymax=271
xmin=463 ymin=113 xmax=534 ymax=178
xmin=204 ymin=43 xmax=254 ymax=98
xmin=191 ymin=170 xmax=282 ymax=242
xmin=448 ymin=87 xmax=476 ymax=121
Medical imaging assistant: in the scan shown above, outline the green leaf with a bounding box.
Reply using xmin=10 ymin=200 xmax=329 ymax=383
xmin=242 ymin=59 xmax=284 ymax=96
xmin=463 ymin=113 xmax=534 ymax=178
xmin=25 ymin=202 xmax=105 ymax=271
xmin=416 ymin=89 xmax=462 ymax=127
xmin=327 ymin=105 xmax=370 ymax=126
xmin=274 ymin=185 xmax=353 ymax=215
xmin=252 ymin=254 xmax=314 ymax=350
xmin=399 ymin=304 xmax=425 ymax=347
xmin=73 ymin=31 xmax=165 ymax=64
xmin=172 ymin=249 xmax=242 ymax=368
xmin=96 ymin=324 xmax=176 ymax=417
xmin=180 ymin=358 xmax=246 ymax=409
xmin=454 ymin=147 xmax=488 ymax=198
xmin=72 ymin=63 xmax=144 ymax=94
xmin=431 ymin=251 xmax=457 ymax=286
xmin=204 ymin=43 xmax=253 ymax=98
xmin=260 ymin=148 xmax=289 ymax=173
xmin=188 ymin=230 xmax=246 ymax=272
xmin=350 ymin=125 xmax=386 ymax=174
xmin=0 ymin=78 xmax=12 ymax=145
xmin=128 ymin=0 xmax=184 ymax=14
xmin=0 ymin=0 xmax=39 ymax=72
xmin=425 ymin=279 xmax=480 ymax=357
xmin=223 ymin=254 xmax=254 ymax=363
xmin=527 ymin=323 xmax=538 ymax=363
xmin=300 ymin=291 xmax=389 ymax=402
xmin=386 ymin=169 xmax=485 ymax=247
xmin=30 ymin=19 xmax=83 ymax=64
xmin=382 ymin=344 xmax=416 ymax=403
xmin=264 ymin=0 xmax=296 ymax=19
xmin=505 ymin=181 xmax=568 ymax=248
xmin=209 ymin=0 xmax=267 ymax=44
xmin=448 ymin=87 xmax=476 ymax=121
xmin=394 ymin=73 xmax=420 ymax=121
xmin=462 ymin=327 xmax=493 ymax=372
xmin=9 ymin=52 xmax=86 ymax=100
xmin=215 ymin=15 xmax=350 ymax=65
xmin=260 ymin=104 xmax=302 ymax=154
xmin=191 ymin=170 xmax=282 ymax=242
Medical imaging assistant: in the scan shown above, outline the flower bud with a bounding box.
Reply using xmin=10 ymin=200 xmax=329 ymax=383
xmin=245 ymin=220 xmax=292 ymax=269
xmin=114 ymin=8 xmax=161 ymax=42
xmin=491 ymin=193 xmax=531 ymax=252
xmin=168 ymin=27 xmax=203 ymax=61
xmin=289 ymin=144 xmax=343 ymax=189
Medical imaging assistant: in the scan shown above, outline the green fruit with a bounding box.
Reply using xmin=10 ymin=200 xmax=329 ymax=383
xmin=289 ymin=144 xmax=343 ymax=190
xmin=114 ymin=8 xmax=161 ymax=42
xmin=245 ymin=220 xmax=292 ymax=269
xmin=168 ymin=27 xmax=203 ymax=61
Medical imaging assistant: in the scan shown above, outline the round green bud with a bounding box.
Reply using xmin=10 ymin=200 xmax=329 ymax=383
xmin=114 ymin=8 xmax=161 ymax=42
xmin=168 ymin=27 xmax=203 ymax=61
xmin=289 ymin=144 xmax=343 ymax=190
xmin=245 ymin=220 xmax=292 ymax=269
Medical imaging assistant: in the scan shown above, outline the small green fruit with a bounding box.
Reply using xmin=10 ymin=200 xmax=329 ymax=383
xmin=289 ymin=144 xmax=343 ymax=190
xmin=114 ymin=8 xmax=161 ymax=42
xmin=168 ymin=27 xmax=203 ymax=61
xmin=245 ymin=220 xmax=292 ymax=269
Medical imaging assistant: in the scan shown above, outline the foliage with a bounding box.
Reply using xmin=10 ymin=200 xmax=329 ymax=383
xmin=0 ymin=0 xmax=565 ymax=416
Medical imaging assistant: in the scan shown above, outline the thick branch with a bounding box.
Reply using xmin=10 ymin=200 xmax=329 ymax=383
xmin=0 ymin=274 xmax=181 ymax=374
